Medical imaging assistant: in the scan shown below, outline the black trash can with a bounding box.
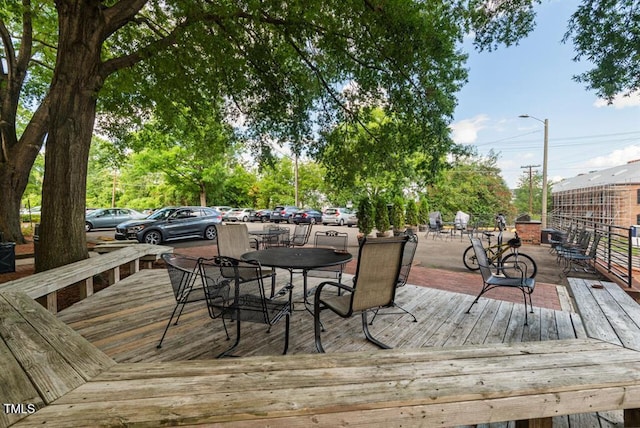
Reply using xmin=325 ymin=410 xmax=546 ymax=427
xmin=0 ymin=240 xmax=16 ymax=274
xmin=541 ymin=228 xmax=556 ymax=245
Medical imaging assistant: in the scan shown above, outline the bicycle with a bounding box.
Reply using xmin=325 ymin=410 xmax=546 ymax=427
xmin=462 ymin=230 xmax=538 ymax=278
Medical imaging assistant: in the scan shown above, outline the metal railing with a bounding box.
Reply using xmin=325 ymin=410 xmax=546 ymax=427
xmin=547 ymin=213 xmax=635 ymax=287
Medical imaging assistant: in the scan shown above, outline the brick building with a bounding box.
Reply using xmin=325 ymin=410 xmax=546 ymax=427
xmin=552 ymin=160 xmax=640 ymax=227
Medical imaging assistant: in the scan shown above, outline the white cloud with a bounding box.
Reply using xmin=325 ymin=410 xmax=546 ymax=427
xmin=581 ymin=145 xmax=640 ymax=169
xmin=593 ymin=91 xmax=640 ymax=109
xmin=450 ymin=114 xmax=489 ymax=144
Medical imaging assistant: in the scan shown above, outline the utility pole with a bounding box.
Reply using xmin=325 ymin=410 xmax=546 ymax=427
xmin=521 ymin=164 xmax=540 ymax=215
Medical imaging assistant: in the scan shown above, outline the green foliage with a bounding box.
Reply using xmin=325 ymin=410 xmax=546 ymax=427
xmin=357 ymin=196 xmax=375 ymax=236
xmin=406 ymin=200 xmax=419 ymax=227
xmin=391 ymin=197 xmax=405 ymax=230
xmin=564 ymin=0 xmax=640 ymax=100
xmin=374 ymin=195 xmax=390 ymax=234
xmin=418 ymin=197 xmax=430 ymax=225
xmin=513 ymin=171 xmax=553 ymax=219
xmin=427 ymin=151 xmax=514 ymax=221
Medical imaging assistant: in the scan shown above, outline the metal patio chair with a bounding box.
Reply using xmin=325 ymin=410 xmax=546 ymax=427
xmin=157 ymin=252 xmax=205 ymax=348
xmin=215 ymin=223 xmax=277 ymax=296
xmin=466 ymin=236 xmax=535 ymax=325
xmin=368 ymin=231 xmax=418 ymax=324
xmin=198 ymin=256 xmax=292 ymax=358
xmin=313 ymin=236 xmax=408 ymax=352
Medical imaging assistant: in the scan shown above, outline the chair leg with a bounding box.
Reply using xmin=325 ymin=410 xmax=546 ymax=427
xmin=217 ymin=311 xmax=242 ymax=358
xmin=369 ymin=303 xmax=417 ymax=325
xmin=282 ymin=313 xmax=290 ymax=355
xmin=361 ymin=311 xmax=392 ymax=349
xmin=314 ymin=304 xmax=326 ymax=353
xmin=156 ymin=303 xmax=181 ymax=348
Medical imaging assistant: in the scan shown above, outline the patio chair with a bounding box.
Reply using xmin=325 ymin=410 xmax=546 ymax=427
xmin=286 ymin=223 xmax=312 ymax=247
xmin=561 ymin=233 xmax=601 ymax=274
xmin=215 ymin=224 xmax=277 ymax=296
xmin=307 ymin=230 xmax=349 ymax=282
xmin=466 ymin=236 xmax=535 ymax=325
xmin=157 ymin=252 xmax=205 ymax=348
xmin=453 ymin=211 xmax=474 ymax=241
xmin=425 ymin=211 xmax=443 ymax=240
xmin=368 ymin=231 xmax=419 ymax=324
xmin=313 ymin=235 xmax=408 ymax=353
xmin=198 ymin=256 xmax=292 ymax=358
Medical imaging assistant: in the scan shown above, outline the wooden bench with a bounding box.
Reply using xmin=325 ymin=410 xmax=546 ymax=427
xmin=567 ymin=277 xmax=640 ymax=351
xmin=3 ymin=283 xmax=640 ymax=427
xmin=0 ymin=244 xmax=171 ymax=313
xmin=0 ymin=292 xmax=115 ymax=427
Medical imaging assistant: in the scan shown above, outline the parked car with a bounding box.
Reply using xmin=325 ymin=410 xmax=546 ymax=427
xmin=225 ymin=208 xmax=254 ymax=222
xmin=292 ymin=209 xmax=323 ymax=224
xmin=346 ymin=209 xmax=358 ymax=227
xmin=211 ymin=206 xmax=233 ymax=215
xmin=85 ymin=208 xmax=146 ymax=232
xmin=114 ymin=206 xmax=222 ymax=244
xmin=249 ymin=209 xmax=272 ymax=222
xmin=270 ymin=205 xmax=300 ymax=223
xmin=322 ymin=207 xmax=353 ymax=226
xmin=222 ymin=208 xmax=239 ymax=222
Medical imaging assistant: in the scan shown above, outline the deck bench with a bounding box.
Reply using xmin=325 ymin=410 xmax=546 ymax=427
xmin=567 ymin=277 xmax=640 ymax=351
xmin=0 ymin=244 xmax=171 ymax=313
xmin=3 ymin=285 xmax=640 ymax=427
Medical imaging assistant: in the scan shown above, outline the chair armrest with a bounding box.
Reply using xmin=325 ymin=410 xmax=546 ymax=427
xmin=315 ymin=280 xmax=354 ymax=298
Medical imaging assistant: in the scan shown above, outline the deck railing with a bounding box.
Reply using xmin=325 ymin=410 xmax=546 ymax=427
xmin=547 ymin=213 xmax=635 ymax=287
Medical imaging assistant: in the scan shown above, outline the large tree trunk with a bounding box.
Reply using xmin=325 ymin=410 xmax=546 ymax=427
xmin=0 ymin=101 xmax=49 ymax=244
xmin=36 ymin=2 xmax=105 ymax=271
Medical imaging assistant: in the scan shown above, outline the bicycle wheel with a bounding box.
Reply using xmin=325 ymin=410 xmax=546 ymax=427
xmin=500 ymin=252 xmax=537 ymax=279
xmin=463 ymin=246 xmax=496 ymax=271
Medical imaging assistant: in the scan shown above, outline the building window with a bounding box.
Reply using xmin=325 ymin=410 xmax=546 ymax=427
xmin=637 ymin=189 xmax=640 ymax=204
xmin=637 ymin=214 xmax=640 ymax=225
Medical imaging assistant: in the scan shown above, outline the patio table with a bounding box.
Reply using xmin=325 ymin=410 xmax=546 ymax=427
xmin=242 ymin=247 xmax=352 ymax=308
xmin=248 ymin=229 xmax=289 ymax=248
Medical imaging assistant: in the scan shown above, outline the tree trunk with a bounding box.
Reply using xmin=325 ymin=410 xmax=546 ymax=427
xmin=36 ymin=2 xmax=105 ymax=271
xmin=0 ymin=101 xmax=49 ymax=244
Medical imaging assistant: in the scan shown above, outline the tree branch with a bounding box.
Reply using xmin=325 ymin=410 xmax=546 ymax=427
xmin=102 ymin=0 xmax=149 ymax=38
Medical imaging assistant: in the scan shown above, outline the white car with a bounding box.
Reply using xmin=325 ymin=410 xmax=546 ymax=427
xmin=225 ymin=208 xmax=254 ymax=222
xmin=322 ymin=207 xmax=352 ymax=226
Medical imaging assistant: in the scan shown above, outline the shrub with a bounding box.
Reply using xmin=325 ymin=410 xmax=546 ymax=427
xmin=406 ymin=199 xmax=419 ymax=226
xmin=356 ymin=197 xmax=375 ymax=236
xmin=391 ymin=197 xmax=405 ymax=230
xmin=374 ymin=196 xmax=390 ymax=234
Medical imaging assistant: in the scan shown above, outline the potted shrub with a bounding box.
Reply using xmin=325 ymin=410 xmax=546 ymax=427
xmin=374 ymin=196 xmax=390 ymax=237
xmin=391 ymin=197 xmax=406 ymax=236
xmin=405 ymin=199 xmax=419 ymax=233
xmin=356 ymin=197 xmax=375 ymax=242
xmin=418 ymin=197 xmax=429 ymax=232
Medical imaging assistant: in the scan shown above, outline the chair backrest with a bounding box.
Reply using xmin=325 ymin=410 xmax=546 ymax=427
xmin=350 ymin=236 xmax=407 ymax=312
xmin=161 ymin=253 xmax=200 ymax=302
xmin=469 ymin=237 xmax=493 ymax=282
xmin=588 ymin=233 xmax=602 ymax=258
xmin=397 ymin=233 xmax=418 ymax=287
xmin=290 ymin=223 xmax=312 ymax=246
xmin=314 ymin=230 xmax=348 ymax=251
xmin=197 ymin=256 xmax=235 ymax=317
xmin=215 ymin=224 xmax=253 ymax=258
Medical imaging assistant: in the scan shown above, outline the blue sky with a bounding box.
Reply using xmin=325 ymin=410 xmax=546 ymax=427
xmin=451 ymin=0 xmax=640 ymax=189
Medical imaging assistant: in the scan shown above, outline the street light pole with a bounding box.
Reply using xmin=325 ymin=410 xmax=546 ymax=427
xmin=519 ymin=114 xmax=549 ymax=229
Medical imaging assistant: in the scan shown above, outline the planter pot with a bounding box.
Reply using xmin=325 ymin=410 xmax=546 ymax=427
xmin=376 ymin=231 xmax=389 ymax=237
xmin=393 ymin=229 xmax=406 ymax=237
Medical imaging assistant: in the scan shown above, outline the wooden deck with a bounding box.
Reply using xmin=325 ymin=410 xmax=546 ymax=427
xmin=50 ymin=268 xmax=634 ymax=427
xmin=56 ymin=268 xmax=586 ymax=363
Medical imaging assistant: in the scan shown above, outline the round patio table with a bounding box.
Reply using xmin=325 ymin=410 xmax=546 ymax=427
xmin=242 ymin=247 xmax=352 ymax=308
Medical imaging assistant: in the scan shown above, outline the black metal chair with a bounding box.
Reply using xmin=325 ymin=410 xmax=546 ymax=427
xmin=466 ymin=236 xmax=535 ymax=325
xmin=287 ymin=223 xmax=312 ymax=247
xmin=368 ymin=231 xmax=418 ymax=324
xmin=561 ymin=233 xmax=601 ymax=274
xmin=198 ymin=256 xmax=292 ymax=358
xmin=313 ymin=236 xmax=408 ymax=353
xmin=308 ymin=230 xmax=349 ymax=283
xmin=157 ymin=253 xmax=206 ymax=348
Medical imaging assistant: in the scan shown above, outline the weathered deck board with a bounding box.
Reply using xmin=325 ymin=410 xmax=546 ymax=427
xmin=56 ymin=268 xmax=582 ymax=363
xmin=15 ymin=339 xmax=640 ymax=427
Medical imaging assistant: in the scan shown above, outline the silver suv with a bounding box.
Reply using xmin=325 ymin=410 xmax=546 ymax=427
xmin=322 ymin=207 xmax=352 ymax=226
